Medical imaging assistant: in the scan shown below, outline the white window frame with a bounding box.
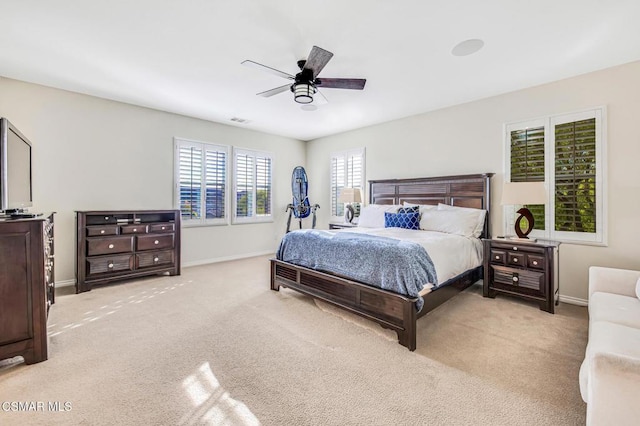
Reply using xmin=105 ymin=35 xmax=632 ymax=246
xmin=504 ymin=106 xmax=607 ymax=245
xmin=330 ymin=147 xmax=366 ymax=222
xmin=232 ymin=147 xmax=274 ymax=224
xmin=173 ymin=138 xmax=229 ymax=227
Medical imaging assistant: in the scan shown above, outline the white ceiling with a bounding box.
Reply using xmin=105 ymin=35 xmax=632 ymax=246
xmin=2 ymin=1 xmax=640 ymax=141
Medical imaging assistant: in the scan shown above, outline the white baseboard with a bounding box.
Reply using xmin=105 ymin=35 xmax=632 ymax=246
xmin=182 ymin=250 xmax=275 ymax=268
xmin=559 ymin=295 xmax=588 ymax=307
xmin=54 ymin=251 xmax=275 ymax=287
xmin=55 ymin=278 xmax=76 ymax=288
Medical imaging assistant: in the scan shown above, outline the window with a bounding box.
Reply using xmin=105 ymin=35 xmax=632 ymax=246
xmin=505 ymin=107 xmax=606 ymax=244
xmin=330 ymin=148 xmax=365 ymax=220
xmin=233 ymin=148 xmax=273 ymax=224
xmin=174 ymin=138 xmax=229 ymax=226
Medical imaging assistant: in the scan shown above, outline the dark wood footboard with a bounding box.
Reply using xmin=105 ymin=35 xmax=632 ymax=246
xmin=271 ymin=259 xmax=482 ymax=350
xmin=271 ymin=259 xmax=419 ymax=350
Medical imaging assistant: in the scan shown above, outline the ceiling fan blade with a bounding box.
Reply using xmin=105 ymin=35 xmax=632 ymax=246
xmin=303 ymin=46 xmax=333 ymax=78
xmin=257 ymin=84 xmax=291 ymax=97
xmin=316 ymin=78 xmax=366 ymax=90
xmin=242 ymin=60 xmax=294 ymax=80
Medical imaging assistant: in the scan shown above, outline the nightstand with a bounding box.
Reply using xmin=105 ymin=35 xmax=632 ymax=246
xmin=483 ymin=238 xmax=560 ymax=313
xmin=329 ymin=223 xmax=358 ymax=230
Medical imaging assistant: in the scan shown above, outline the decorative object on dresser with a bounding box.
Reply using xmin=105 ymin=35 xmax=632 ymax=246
xmin=483 ymin=238 xmax=559 ymax=313
xmin=0 ymin=213 xmax=55 ymax=364
xmin=501 ymin=182 xmax=547 ymax=240
xmin=272 ymin=173 xmax=493 ymax=351
xmin=76 ymin=210 xmax=180 ymax=293
xmin=338 ymin=187 xmax=362 ymax=223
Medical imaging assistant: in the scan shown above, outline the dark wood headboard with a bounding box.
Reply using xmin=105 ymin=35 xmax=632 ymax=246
xmin=369 ymin=173 xmax=494 ymax=238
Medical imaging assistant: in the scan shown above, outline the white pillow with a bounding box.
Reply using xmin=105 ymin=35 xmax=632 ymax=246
xmin=419 ymin=209 xmax=478 ymax=237
xmin=402 ymin=201 xmax=437 ymax=216
xmin=636 ymin=277 xmax=640 ymax=300
xmin=437 ymin=203 xmax=487 ymax=238
xmin=357 ymin=204 xmax=401 ymax=228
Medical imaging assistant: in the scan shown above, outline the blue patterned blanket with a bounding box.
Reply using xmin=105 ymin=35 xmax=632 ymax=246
xmin=276 ymin=230 xmax=438 ymax=310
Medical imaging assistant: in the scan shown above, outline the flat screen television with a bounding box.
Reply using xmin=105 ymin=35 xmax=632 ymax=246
xmin=0 ymin=118 xmax=33 ymax=214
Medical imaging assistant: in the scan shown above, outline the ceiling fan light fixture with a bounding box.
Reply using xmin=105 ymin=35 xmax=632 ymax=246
xmin=293 ymin=82 xmax=316 ymax=104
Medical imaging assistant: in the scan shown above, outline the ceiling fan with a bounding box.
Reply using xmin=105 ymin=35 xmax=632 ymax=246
xmin=242 ymin=46 xmax=366 ymax=105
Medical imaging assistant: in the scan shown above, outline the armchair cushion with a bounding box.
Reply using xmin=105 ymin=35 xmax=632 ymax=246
xmin=589 ymin=292 xmax=640 ymax=329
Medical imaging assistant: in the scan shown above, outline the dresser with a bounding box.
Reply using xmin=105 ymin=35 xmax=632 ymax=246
xmin=76 ymin=210 xmax=181 ymax=293
xmin=0 ymin=213 xmax=55 ymax=364
xmin=483 ymin=238 xmax=560 ymax=313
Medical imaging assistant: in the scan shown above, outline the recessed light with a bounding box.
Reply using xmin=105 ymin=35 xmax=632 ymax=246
xmin=301 ymin=105 xmax=317 ymax=111
xmin=451 ymin=39 xmax=484 ymax=57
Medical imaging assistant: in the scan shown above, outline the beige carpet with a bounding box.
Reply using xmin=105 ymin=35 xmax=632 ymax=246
xmin=0 ymin=255 xmax=588 ymax=425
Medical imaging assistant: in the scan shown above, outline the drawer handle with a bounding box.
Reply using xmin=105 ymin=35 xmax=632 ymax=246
xmin=108 ymin=244 xmax=114 ymax=249
xmin=154 ymin=257 xmax=159 ymax=262
xmin=133 ymin=228 xmax=137 ymax=232
xmin=154 ymin=240 xmax=159 ymax=245
xmin=105 ymin=216 xmax=110 ymax=220
xmin=161 ymin=226 xmax=166 ymax=230
xmin=513 ymin=258 xmax=518 ymax=262
xmin=495 ymin=255 xmax=500 ymax=260
xmin=512 ymin=276 xmax=519 ymax=282
xmin=108 ymin=263 xmax=114 ymax=269
xmin=513 ymin=247 xmax=518 ymax=251
xmin=100 ymin=230 xmax=105 ymax=234
xmin=533 ymin=260 xmax=538 ymax=266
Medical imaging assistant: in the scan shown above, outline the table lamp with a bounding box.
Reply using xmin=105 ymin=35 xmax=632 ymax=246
xmin=338 ymin=187 xmax=362 ymax=223
xmin=501 ymin=182 xmax=547 ymax=240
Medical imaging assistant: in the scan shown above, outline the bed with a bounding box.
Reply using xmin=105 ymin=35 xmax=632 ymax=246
xmin=270 ymin=173 xmax=493 ymax=351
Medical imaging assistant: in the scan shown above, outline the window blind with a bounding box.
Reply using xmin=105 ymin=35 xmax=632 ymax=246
xmin=233 ymin=148 xmax=273 ymax=223
xmin=175 ymin=139 xmax=228 ymax=225
xmin=555 ymin=118 xmax=596 ymax=233
xmin=510 ymin=127 xmax=545 ymax=230
xmin=330 ymin=148 xmax=365 ymax=218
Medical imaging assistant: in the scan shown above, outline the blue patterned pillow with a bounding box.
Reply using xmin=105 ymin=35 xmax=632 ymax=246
xmin=384 ymin=211 xmax=420 ymax=230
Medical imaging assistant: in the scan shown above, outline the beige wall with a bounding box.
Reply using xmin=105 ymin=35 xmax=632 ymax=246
xmin=0 ymin=77 xmax=306 ymax=284
xmin=306 ymin=60 xmax=640 ymax=302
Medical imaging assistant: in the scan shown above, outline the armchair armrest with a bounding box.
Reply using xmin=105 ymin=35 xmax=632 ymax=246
xmin=589 ymin=266 xmax=640 ymax=299
xmin=587 ymin=352 xmax=640 ymax=426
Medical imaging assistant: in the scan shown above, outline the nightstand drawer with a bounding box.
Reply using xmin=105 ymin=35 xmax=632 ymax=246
xmin=507 ymin=252 xmax=525 ymax=267
xmin=490 ymin=250 xmax=506 ymax=264
xmin=527 ymin=254 xmax=545 ymax=270
xmin=493 ymin=266 xmax=545 ymax=294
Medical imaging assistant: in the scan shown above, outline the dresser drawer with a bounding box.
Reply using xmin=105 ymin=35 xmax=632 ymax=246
xmin=121 ymin=224 xmax=148 ymax=234
xmin=148 ymin=223 xmax=175 ymax=233
xmin=87 ymin=236 xmax=134 ymax=256
xmin=136 ymin=234 xmax=174 ymax=251
xmin=136 ymin=250 xmax=175 ymax=268
xmin=86 ymin=254 xmax=134 ymax=276
xmin=87 ymin=225 xmax=119 ymax=237
xmin=85 ymin=214 xmax=119 ymax=225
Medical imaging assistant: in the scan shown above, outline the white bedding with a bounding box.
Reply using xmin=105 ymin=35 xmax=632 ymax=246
xmin=332 ymin=227 xmax=483 ymax=295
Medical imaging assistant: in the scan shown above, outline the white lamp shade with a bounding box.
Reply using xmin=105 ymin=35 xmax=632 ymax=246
xmin=338 ymin=187 xmax=363 ymax=203
xmin=501 ymin=182 xmax=547 ymax=205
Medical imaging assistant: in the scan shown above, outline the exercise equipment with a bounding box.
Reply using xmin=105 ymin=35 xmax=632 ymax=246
xmin=286 ymin=166 xmax=320 ymax=232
